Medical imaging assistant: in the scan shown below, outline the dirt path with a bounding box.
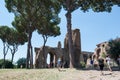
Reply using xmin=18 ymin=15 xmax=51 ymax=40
xmin=60 ymin=69 xmax=120 ymax=80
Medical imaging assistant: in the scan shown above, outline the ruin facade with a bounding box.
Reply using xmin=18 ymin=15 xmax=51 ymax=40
xmin=34 ymin=29 xmax=89 ymax=68
xmin=92 ymin=42 xmax=109 ymax=60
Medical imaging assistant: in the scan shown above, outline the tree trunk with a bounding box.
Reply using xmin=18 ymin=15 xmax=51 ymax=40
xmin=26 ymin=43 xmax=30 ymax=68
xmin=3 ymin=43 xmax=9 ymax=68
xmin=30 ymin=45 xmax=33 ymax=68
xmin=66 ymin=11 xmax=74 ymax=68
xmin=11 ymin=47 xmax=17 ymax=63
xmin=42 ymin=35 xmax=48 ymax=68
xmin=3 ymin=54 xmax=6 ymax=68
xmin=11 ymin=53 xmax=14 ymax=63
xmin=3 ymin=44 xmax=6 ymax=68
xmin=26 ymin=31 xmax=33 ymax=68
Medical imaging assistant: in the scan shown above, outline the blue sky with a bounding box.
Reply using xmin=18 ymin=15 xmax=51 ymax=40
xmin=0 ymin=0 xmax=120 ymax=63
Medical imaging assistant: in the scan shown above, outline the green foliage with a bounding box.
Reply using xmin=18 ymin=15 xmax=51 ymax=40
xmin=58 ymin=0 xmax=120 ymax=68
xmin=0 ymin=59 xmax=14 ymax=68
xmin=80 ymin=61 xmax=86 ymax=68
xmin=59 ymin=0 xmax=120 ymax=13
xmin=0 ymin=26 xmax=27 ymax=46
xmin=101 ymin=52 xmax=106 ymax=58
xmin=107 ymin=38 xmax=120 ymax=60
xmin=0 ymin=26 xmax=11 ymax=43
xmin=0 ymin=26 xmax=27 ymax=63
xmin=7 ymin=28 xmax=27 ymax=46
xmin=5 ymin=0 xmax=61 ymax=68
xmin=38 ymin=25 xmax=61 ymax=38
xmin=0 ymin=26 xmax=12 ymax=67
xmin=16 ymin=58 xmax=26 ymax=68
xmin=5 ymin=0 xmax=61 ymax=34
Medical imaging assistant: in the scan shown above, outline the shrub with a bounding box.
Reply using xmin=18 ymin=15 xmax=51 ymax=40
xmin=80 ymin=61 xmax=86 ymax=68
xmin=16 ymin=57 xmax=26 ymax=68
xmin=0 ymin=59 xmax=14 ymax=68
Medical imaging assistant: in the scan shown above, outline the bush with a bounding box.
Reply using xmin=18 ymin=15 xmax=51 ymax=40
xmin=16 ymin=57 xmax=26 ymax=68
xmin=0 ymin=59 xmax=14 ymax=68
xmin=80 ymin=61 xmax=86 ymax=68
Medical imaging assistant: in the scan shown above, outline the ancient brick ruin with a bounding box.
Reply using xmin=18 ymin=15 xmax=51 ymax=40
xmin=92 ymin=42 xmax=109 ymax=60
xmin=34 ymin=29 xmax=84 ymax=68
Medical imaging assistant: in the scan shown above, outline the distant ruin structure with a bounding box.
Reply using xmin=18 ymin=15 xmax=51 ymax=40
xmin=64 ymin=29 xmax=82 ymax=67
xmin=34 ymin=29 xmax=91 ymax=68
xmin=93 ymin=38 xmax=120 ymax=60
xmin=92 ymin=42 xmax=109 ymax=60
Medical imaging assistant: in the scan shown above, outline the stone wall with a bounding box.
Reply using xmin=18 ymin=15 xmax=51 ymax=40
xmin=92 ymin=41 xmax=109 ymax=60
xmin=64 ymin=29 xmax=82 ymax=67
xmin=34 ymin=44 xmax=67 ymax=68
xmin=34 ymin=29 xmax=85 ymax=68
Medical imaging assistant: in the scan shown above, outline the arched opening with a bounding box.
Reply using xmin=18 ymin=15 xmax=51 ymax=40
xmin=46 ymin=52 xmax=56 ymax=68
xmin=47 ymin=54 xmax=50 ymax=64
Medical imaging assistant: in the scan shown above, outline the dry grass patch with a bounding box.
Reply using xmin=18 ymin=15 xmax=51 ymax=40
xmin=0 ymin=69 xmax=119 ymax=80
xmin=0 ymin=69 xmax=67 ymax=80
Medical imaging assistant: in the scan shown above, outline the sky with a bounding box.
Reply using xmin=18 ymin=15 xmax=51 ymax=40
xmin=0 ymin=0 xmax=120 ymax=63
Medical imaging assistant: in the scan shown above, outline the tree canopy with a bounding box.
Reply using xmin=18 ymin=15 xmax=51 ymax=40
xmin=5 ymin=0 xmax=61 ymax=68
xmin=17 ymin=57 xmax=26 ymax=68
xmin=107 ymin=38 xmax=120 ymax=61
xmin=58 ymin=0 xmax=120 ymax=68
xmin=0 ymin=26 xmax=27 ymax=67
xmin=0 ymin=26 xmax=12 ymax=68
xmin=7 ymin=28 xmax=27 ymax=62
xmin=0 ymin=26 xmax=11 ymax=43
